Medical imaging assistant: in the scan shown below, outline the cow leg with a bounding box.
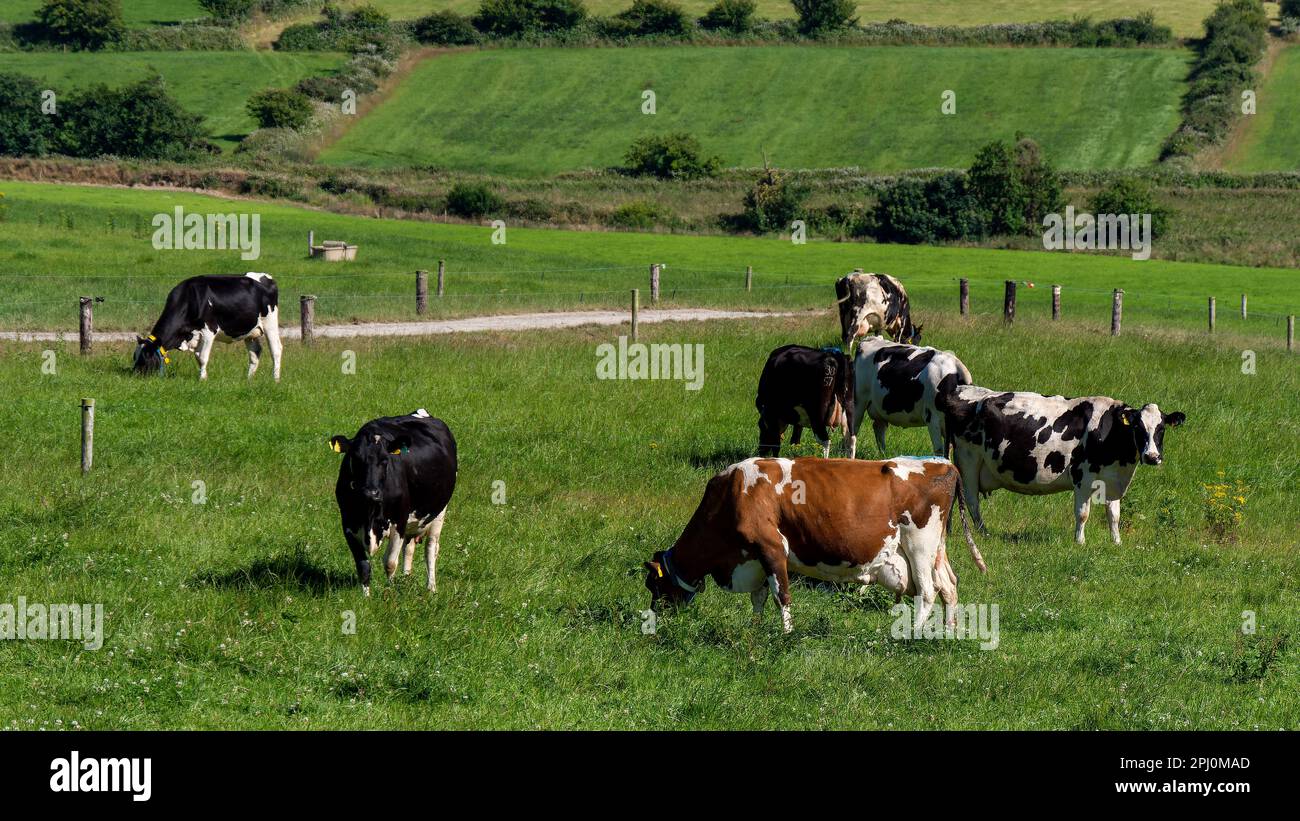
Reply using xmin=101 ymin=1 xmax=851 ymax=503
xmin=1073 ymin=485 xmax=1091 ymax=545
xmin=752 ymin=538 xmax=793 ymax=633
xmin=757 ymin=415 xmax=783 ymax=457
xmin=426 ymin=508 xmax=446 ymax=593
xmin=383 ymin=525 xmax=403 ymax=583
xmin=873 ymin=419 xmax=889 ymax=455
xmin=195 ymin=329 xmax=216 ymax=380
xmin=402 ymin=531 xmax=417 ymax=575
xmin=935 ymin=547 xmax=959 ymax=629
xmin=955 ymin=452 xmax=985 ymax=532
xmin=750 ymin=586 xmax=768 ymax=620
xmin=344 ymin=528 xmax=371 ymax=596
xmin=1106 ymin=498 xmax=1122 ymax=545
xmin=768 ymin=569 xmax=792 ymax=633
xmin=789 ymin=423 xmax=803 ymax=446
xmin=245 ymin=337 xmax=261 ymax=379
xmin=263 ymin=308 xmax=283 ymax=382
xmin=928 ymin=415 xmax=946 ymax=458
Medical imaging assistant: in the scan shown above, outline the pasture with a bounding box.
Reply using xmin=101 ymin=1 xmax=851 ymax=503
xmin=0 ymin=307 xmax=1296 ymax=729
xmin=2 ymin=182 xmax=1298 ymax=346
xmin=0 ymin=51 xmax=346 ymax=150
xmin=1223 ymin=45 xmax=1300 ymax=174
xmin=318 ymin=46 xmax=1189 ymax=175
xmin=337 ymin=0 xmax=1218 ymax=38
xmin=0 ymin=0 xmax=206 ymax=28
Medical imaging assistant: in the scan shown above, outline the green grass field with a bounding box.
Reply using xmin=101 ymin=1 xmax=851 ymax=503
xmin=320 ymin=46 xmax=1188 ymax=175
xmin=2 ymin=181 xmax=1297 ymax=344
xmin=351 ymin=0 xmax=1217 ymax=37
xmin=0 ymin=52 xmax=345 ymax=150
xmin=0 ymin=0 xmax=206 ymax=28
xmin=1224 ymin=45 xmax=1300 ymax=174
xmin=1 ymin=309 xmax=1296 ymax=729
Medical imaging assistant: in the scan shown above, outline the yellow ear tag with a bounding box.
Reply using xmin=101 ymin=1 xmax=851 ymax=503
xmin=330 ymin=440 xmax=342 ymax=453
xmin=655 ymin=563 xmax=664 ymax=577
xmin=1121 ymin=416 xmax=1131 ymax=426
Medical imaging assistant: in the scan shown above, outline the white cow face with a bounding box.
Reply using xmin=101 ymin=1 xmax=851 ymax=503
xmin=1128 ymin=404 xmax=1186 ymax=465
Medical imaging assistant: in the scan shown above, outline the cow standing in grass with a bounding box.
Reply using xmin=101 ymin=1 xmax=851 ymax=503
xmin=940 ymin=387 xmax=1185 ymax=544
xmin=330 ymin=410 xmax=457 ymax=595
xmin=133 ymin=273 xmax=283 ymax=381
xmin=835 ymin=270 xmax=921 ymax=353
xmin=643 ymin=456 xmax=985 ymax=633
xmin=851 ymin=337 xmax=972 ymax=458
xmin=755 ymin=344 xmax=855 ymax=458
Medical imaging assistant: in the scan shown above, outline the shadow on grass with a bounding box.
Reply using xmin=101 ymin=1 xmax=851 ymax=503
xmin=685 ymin=445 xmax=754 ymax=472
xmin=191 ymin=546 xmax=353 ymax=595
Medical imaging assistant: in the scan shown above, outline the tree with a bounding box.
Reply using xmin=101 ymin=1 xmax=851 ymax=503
xmin=700 ymin=0 xmax=757 ymax=32
xmin=966 ymin=135 xmax=1061 ymax=236
xmin=59 ymin=75 xmax=209 ymax=161
xmin=36 ymin=0 xmax=126 ymax=50
xmin=246 ymin=88 xmax=315 ymax=130
xmin=198 ymin=0 xmax=256 ymax=24
xmin=790 ymin=0 xmax=856 ymax=35
xmin=0 ymin=73 xmax=60 ymax=157
xmin=623 ymin=133 xmax=721 ymax=179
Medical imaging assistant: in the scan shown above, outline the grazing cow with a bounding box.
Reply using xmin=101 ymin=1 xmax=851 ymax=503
xmin=330 ymin=409 xmax=457 ymax=596
xmin=940 ymin=387 xmax=1185 ymax=544
xmin=755 ymin=345 xmax=855 ymax=458
xmin=643 ymin=456 xmax=986 ymax=633
xmin=851 ymin=337 xmax=972 ymax=459
xmin=835 ymin=270 xmax=921 ymax=353
xmin=133 ymin=273 xmax=283 ymax=381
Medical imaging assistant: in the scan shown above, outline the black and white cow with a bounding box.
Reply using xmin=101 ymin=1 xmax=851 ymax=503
xmin=133 ymin=273 xmax=282 ymax=381
xmin=330 ymin=409 xmax=457 ymax=595
xmin=835 ymin=270 xmax=921 ymax=353
xmin=940 ymin=387 xmax=1185 ymax=544
xmin=851 ymin=337 xmax=972 ymax=458
xmin=755 ymin=344 xmax=855 ymax=458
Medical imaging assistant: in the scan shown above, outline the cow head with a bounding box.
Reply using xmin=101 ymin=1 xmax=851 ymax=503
xmin=644 ymin=549 xmax=698 ymax=608
xmin=132 ymin=335 xmax=170 ymax=375
xmin=1121 ymin=404 xmax=1185 ymax=466
xmin=330 ymin=431 xmax=412 ymax=502
xmin=903 ymin=320 xmax=923 ymax=346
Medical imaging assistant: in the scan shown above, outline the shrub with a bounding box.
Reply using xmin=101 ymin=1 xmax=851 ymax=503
xmin=412 ymin=11 xmax=481 ymax=44
xmin=608 ymin=200 xmax=672 ymax=229
xmin=118 ymin=23 xmax=244 ymax=50
xmin=612 ymin=0 xmax=692 ymax=36
xmin=346 ymin=3 xmax=391 ymax=31
xmin=1283 ymin=0 xmax=1300 ymax=16
xmin=873 ymin=172 xmax=987 ymax=244
xmin=472 ymin=0 xmax=587 ymax=37
xmin=699 ymin=0 xmax=756 ymax=32
xmin=1089 ymin=177 xmax=1172 ymax=238
xmin=37 ymin=0 xmax=126 ymax=50
xmin=247 ymin=88 xmax=315 ymax=129
xmin=967 ymin=135 xmax=1062 ymax=236
xmin=58 ymin=75 xmax=210 ymax=161
xmin=199 ymin=0 xmax=256 ymax=23
xmin=791 ymin=0 xmax=857 ymax=36
xmin=0 ymin=72 xmax=61 ymax=157
xmin=623 ymin=132 xmax=720 ymax=179
xmin=445 ymin=182 xmax=505 ymax=218
xmin=740 ymin=166 xmax=806 ymax=232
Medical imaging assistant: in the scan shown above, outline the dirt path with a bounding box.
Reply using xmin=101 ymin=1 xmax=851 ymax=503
xmin=1202 ymin=36 xmax=1290 ymax=170
xmin=0 ymin=308 xmax=801 ymax=343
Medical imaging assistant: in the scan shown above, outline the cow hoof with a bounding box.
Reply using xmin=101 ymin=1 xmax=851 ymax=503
xmin=362 ymin=585 xmax=371 ymax=597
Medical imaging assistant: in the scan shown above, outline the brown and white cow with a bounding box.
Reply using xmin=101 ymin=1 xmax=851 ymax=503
xmin=643 ymin=457 xmax=986 ymax=634
xmin=835 ymin=270 xmax=920 ymax=354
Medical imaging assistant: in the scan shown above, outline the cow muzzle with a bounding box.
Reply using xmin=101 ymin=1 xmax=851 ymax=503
xmin=1142 ymin=453 xmax=1162 ymax=466
xmin=362 ymin=488 xmax=383 ymax=501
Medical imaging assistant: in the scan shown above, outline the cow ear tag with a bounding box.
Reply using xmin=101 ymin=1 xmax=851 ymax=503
xmin=330 ymin=440 xmax=342 ymax=453
xmin=1121 ymin=415 xmax=1131 ymax=426
xmin=390 ymin=445 xmax=409 ymax=455
xmin=654 ymin=562 xmax=664 ymax=577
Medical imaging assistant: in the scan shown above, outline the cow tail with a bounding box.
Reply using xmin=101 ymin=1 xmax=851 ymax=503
xmin=951 ymin=467 xmax=987 ymax=574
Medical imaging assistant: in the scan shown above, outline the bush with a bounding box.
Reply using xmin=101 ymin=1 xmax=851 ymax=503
xmin=873 ymin=172 xmax=987 ymax=244
xmin=699 ymin=0 xmax=756 ymax=32
xmin=37 ymin=0 xmax=126 ymax=49
xmin=0 ymin=73 xmax=61 ymax=157
xmin=608 ymin=200 xmax=673 ymax=229
xmin=967 ymin=135 xmax=1062 ymax=236
xmin=740 ymin=166 xmax=806 ymax=232
xmin=472 ymin=0 xmax=587 ymax=37
xmin=623 ymin=132 xmax=720 ymax=179
xmin=1089 ymin=178 xmax=1172 ymax=238
xmin=445 ymin=182 xmax=505 ymax=218
xmin=791 ymin=0 xmax=857 ymax=35
xmin=1283 ymin=0 xmax=1300 ymax=16
xmin=199 ymin=0 xmax=256 ymax=24
xmin=611 ymin=0 xmax=692 ymax=36
xmin=247 ymin=88 xmax=315 ymax=129
xmin=58 ymin=75 xmax=211 ymax=161
xmin=118 ymin=23 xmax=244 ymax=50
xmin=412 ymin=11 xmax=481 ymax=44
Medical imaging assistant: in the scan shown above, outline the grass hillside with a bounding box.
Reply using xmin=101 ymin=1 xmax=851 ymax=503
xmin=0 ymin=0 xmax=206 ymax=27
xmin=320 ymin=46 xmax=1189 ymax=175
xmin=1 ymin=310 xmax=1296 ymax=729
xmin=1224 ymin=45 xmax=1300 ymax=173
xmin=1 ymin=181 xmax=1296 ymax=344
xmin=0 ymin=51 xmax=346 ymax=150
xmin=350 ymin=0 xmax=1217 ymax=37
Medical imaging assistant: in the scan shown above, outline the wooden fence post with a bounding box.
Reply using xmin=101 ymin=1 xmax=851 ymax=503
xmin=631 ymin=288 xmax=640 ymax=342
xmin=1288 ymin=315 xmax=1294 ymax=352
xmin=1003 ymin=280 xmax=1016 ymax=324
xmin=1111 ymin=289 xmax=1123 ymax=336
xmin=1208 ymin=297 xmax=1216 ymax=333
xmin=650 ymin=264 xmax=660 ymax=304
xmin=79 ymin=296 xmax=94 ymax=355
xmin=416 ymin=270 xmax=428 ymax=315
xmin=300 ymin=295 xmax=316 ymax=345
xmin=1241 ymin=293 xmax=1247 ymax=320
xmin=745 ymin=265 xmax=753 ymax=292
xmin=307 ymin=230 xmax=314 ymax=258
xmin=1051 ymin=285 xmax=1061 ymax=321
xmin=437 ymin=259 xmax=446 ymax=298
xmin=81 ymin=398 xmax=94 ymax=474
xmin=959 ymin=279 xmax=969 ymax=316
